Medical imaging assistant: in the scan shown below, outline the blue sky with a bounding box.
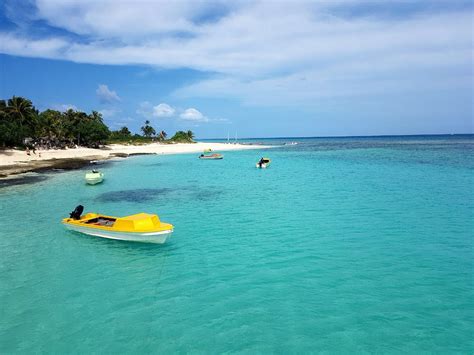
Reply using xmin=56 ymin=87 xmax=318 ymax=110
xmin=0 ymin=0 xmax=472 ymax=138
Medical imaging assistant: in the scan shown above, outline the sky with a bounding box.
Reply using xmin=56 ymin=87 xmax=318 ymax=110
xmin=0 ymin=0 xmax=472 ymax=138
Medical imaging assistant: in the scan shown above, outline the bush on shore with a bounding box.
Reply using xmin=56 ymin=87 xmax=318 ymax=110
xmin=0 ymin=96 xmax=195 ymax=148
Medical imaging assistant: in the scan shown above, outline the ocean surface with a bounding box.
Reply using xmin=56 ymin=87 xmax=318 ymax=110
xmin=0 ymin=135 xmax=473 ymax=353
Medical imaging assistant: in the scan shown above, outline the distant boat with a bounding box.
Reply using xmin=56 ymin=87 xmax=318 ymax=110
xmin=63 ymin=205 xmax=173 ymax=244
xmin=199 ymin=153 xmax=223 ymax=160
xmin=284 ymin=142 xmax=298 ymax=145
xmin=85 ymin=170 xmax=104 ymax=185
xmin=256 ymin=157 xmax=271 ymax=168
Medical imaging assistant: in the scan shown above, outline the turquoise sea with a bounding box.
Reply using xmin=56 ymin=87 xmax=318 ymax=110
xmin=1 ymin=135 xmax=473 ymax=353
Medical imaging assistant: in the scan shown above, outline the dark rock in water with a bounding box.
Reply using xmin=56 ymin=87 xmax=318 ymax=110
xmin=95 ymin=188 xmax=174 ymax=203
xmin=128 ymin=152 xmax=156 ymax=156
xmin=110 ymin=152 xmax=129 ymax=158
xmin=94 ymin=186 xmax=224 ymax=203
xmin=0 ymin=174 xmax=49 ymax=188
xmin=34 ymin=159 xmax=92 ymax=172
xmin=142 ymin=162 xmax=163 ymax=167
xmin=49 ymin=158 xmax=113 ymax=172
xmin=110 ymin=152 xmax=155 ymax=158
xmin=192 ymin=188 xmax=223 ymax=201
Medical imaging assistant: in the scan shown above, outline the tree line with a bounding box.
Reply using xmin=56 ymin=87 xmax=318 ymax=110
xmin=0 ymin=96 xmax=195 ymax=148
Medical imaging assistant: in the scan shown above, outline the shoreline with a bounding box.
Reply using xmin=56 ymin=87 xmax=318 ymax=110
xmin=0 ymin=142 xmax=271 ymax=179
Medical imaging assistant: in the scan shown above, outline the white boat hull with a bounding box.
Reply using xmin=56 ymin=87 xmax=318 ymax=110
xmin=63 ymin=223 xmax=173 ymax=244
xmin=85 ymin=172 xmax=104 ymax=185
xmin=256 ymin=163 xmax=269 ymax=168
xmin=85 ymin=177 xmax=103 ymax=185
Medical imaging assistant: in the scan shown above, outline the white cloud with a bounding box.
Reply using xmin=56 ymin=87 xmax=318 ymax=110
xmin=137 ymin=102 xmax=213 ymax=123
xmin=0 ymin=1 xmax=471 ymax=107
xmin=96 ymin=84 xmax=120 ymax=104
xmin=0 ymin=32 xmax=68 ymax=59
xmin=33 ymin=0 xmax=223 ymax=38
xmin=180 ymin=108 xmax=209 ymax=122
xmin=2 ymin=3 xmax=470 ymax=74
xmin=99 ymin=108 xmax=121 ymax=118
xmin=153 ymin=103 xmax=175 ymax=117
xmin=137 ymin=101 xmax=176 ymax=118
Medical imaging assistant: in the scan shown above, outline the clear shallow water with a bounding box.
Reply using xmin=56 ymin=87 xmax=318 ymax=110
xmin=1 ymin=135 xmax=473 ymax=353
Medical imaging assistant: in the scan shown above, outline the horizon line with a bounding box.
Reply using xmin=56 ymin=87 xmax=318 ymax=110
xmin=200 ymin=133 xmax=474 ymax=140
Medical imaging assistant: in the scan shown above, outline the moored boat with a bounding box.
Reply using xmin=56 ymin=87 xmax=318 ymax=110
xmin=85 ymin=170 xmax=104 ymax=184
xmin=62 ymin=205 xmax=174 ymax=244
xmin=256 ymin=157 xmax=271 ymax=168
xmin=199 ymin=153 xmax=223 ymax=160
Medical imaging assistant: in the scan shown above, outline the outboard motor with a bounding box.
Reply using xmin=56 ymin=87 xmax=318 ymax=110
xmin=70 ymin=205 xmax=84 ymax=220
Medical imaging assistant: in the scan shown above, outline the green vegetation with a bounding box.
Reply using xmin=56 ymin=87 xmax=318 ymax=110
xmin=0 ymin=96 xmax=109 ymax=148
xmin=0 ymin=96 xmax=195 ymax=148
xmin=141 ymin=120 xmax=156 ymax=138
xmin=110 ymin=126 xmax=131 ymax=139
xmin=169 ymin=130 xmax=195 ymax=143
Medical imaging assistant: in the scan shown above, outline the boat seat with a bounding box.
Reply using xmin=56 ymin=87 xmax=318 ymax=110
xmin=85 ymin=217 xmax=116 ymax=227
xmin=95 ymin=218 xmax=115 ymax=227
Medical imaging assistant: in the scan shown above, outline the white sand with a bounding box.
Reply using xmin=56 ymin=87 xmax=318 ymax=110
xmin=0 ymin=142 xmax=270 ymax=167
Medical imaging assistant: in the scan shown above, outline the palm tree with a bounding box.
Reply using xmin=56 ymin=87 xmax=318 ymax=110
xmin=0 ymin=99 xmax=6 ymax=113
xmin=52 ymin=111 xmax=66 ymax=140
xmin=0 ymin=100 xmax=9 ymax=147
xmin=90 ymin=110 xmax=104 ymax=123
xmin=0 ymin=96 xmax=114 ymax=148
xmin=38 ymin=110 xmax=60 ymax=139
xmin=159 ymin=130 xmax=167 ymax=141
xmin=186 ymin=130 xmax=195 ymax=141
xmin=64 ymin=109 xmax=90 ymax=145
xmin=141 ymin=120 xmax=156 ymax=138
xmin=6 ymin=96 xmax=37 ymax=135
xmin=119 ymin=126 xmax=131 ymax=136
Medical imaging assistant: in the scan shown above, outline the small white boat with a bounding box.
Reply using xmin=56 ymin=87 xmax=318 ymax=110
xmin=199 ymin=153 xmax=223 ymax=160
xmin=85 ymin=170 xmax=104 ymax=185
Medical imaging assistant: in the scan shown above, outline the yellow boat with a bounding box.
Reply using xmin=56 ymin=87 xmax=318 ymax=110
xmin=62 ymin=205 xmax=174 ymax=244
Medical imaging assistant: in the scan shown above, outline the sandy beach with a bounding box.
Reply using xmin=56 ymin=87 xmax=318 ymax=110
xmin=0 ymin=142 xmax=270 ymax=178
